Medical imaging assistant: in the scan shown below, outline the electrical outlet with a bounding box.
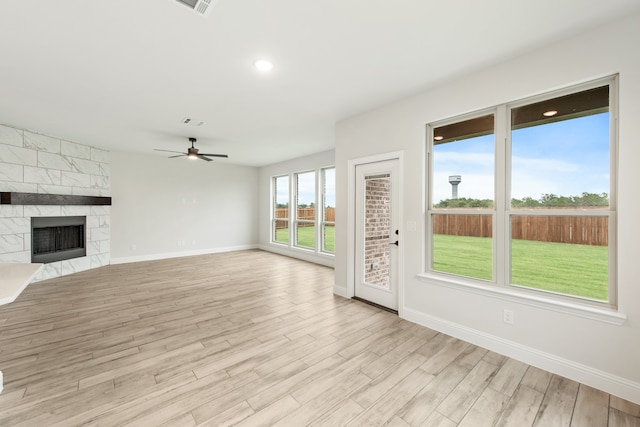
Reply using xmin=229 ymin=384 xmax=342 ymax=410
xmin=503 ymin=309 xmax=515 ymax=325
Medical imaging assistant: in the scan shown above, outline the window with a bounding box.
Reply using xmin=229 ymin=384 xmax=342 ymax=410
xmin=427 ymin=77 xmax=616 ymax=306
xmin=271 ymin=167 xmax=336 ymax=255
xmin=431 ymin=114 xmax=495 ymax=281
xmin=321 ymin=167 xmax=336 ymax=253
xmin=272 ymin=175 xmax=289 ymax=245
xmin=294 ymin=171 xmax=316 ymax=250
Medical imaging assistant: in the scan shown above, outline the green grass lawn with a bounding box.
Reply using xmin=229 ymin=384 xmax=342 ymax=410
xmin=433 ymin=234 xmax=608 ymax=300
xmin=275 ymin=225 xmax=335 ymax=252
xmin=323 ymin=225 xmax=335 ymax=252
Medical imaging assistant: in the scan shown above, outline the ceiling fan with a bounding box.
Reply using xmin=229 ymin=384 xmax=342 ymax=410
xmin=154 ymin=137 xmax=228 ymax=162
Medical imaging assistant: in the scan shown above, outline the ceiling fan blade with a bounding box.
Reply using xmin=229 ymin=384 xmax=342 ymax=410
xmin=198 ymin=155 xmax=213 ymax=162
xmin=168 ymin=154 xmax=186 ymax=158
xmin=154 ymin=149 xmax=185 ymax=154
xmin=198 ymin=153 xmax=229 ymax=158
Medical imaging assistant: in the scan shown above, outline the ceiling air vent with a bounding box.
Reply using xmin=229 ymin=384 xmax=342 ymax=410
xmin=182 ymin=117 xmax=206 ymax=126
xmin=174 ymin=0 xmax=217 ymax=17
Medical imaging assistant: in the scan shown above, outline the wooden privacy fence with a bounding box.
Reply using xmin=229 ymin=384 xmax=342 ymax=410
xmin=275 ymin=208 xmax=607 ymax=245
xmin=275 ymin=208 xmax=335 ymax=228
xmin=433 ymin=213 xmax=608 ymax=246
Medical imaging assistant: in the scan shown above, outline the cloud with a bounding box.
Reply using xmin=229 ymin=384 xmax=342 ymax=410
xmin=433 ymin=151 xmax=494 ymax=202
xmin=511 ymin=156 xmax=607 ymax=199
xmin=432 ymin=152 xmax=607 ymax=203
xmin=434 ymin=151 xmax=494 ymax=172
xmin=430 ymin=112 xmax=610 ymax=204
xmin=275 ymin=176 xmax=289 ymax=203
xmin=296 ymin=172 xmax=316 ymax=204
xmin=432 ymin=172 xmax=493 ymax=202
xmin=512 ymin=156 xmax=579 ymax=173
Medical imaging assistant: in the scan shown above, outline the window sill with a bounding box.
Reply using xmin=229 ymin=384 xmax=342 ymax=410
xmin=416 ymin=273 xmax=627 ymax=326
xmin=267 ymin=242 xmax=335 ymax=257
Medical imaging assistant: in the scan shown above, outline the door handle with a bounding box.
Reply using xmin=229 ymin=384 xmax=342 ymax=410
xmin=390 ymin=240 xmax=399 ymax=246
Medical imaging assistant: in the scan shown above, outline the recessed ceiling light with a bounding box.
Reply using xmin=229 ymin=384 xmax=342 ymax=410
xmin=434 ymin=136 xmax=444 ymax=141
xmin=254 ymin=59 xmax=274 ymax=72
xmin=543 ymin=110 xmax=558 ymax=117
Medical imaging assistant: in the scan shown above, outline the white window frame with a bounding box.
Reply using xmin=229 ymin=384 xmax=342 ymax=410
xmin=423 ymin=76 xmax=619 ymax=316
xmin=426 ymin=109 xmax=497 ymax=283
xmin=293 ymin=170 xmax=316 ymax=250
xmin=321 ymin=167 xmax=336 ymax=254
xmin=270 ymin=167 xmax=336 ymax=256
xmin=271 ymin=175 xmax=290 ymax=246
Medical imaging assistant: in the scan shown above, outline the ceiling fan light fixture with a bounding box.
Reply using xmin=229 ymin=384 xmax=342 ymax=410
xmin=153 ymin=137 xmax=228 ymax=162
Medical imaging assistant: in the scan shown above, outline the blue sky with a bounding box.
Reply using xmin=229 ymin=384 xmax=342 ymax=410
xmin=275 ymin=167 xmax=335 ymax=207
xmin=323 ymin=168 xmax=336 ymax=207
xmin=433 ymin=113 xmax=610 ymax=204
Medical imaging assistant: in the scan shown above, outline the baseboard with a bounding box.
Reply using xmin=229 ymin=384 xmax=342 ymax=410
xmin=333 ymin=285 xmax=349 ymax=298
xmin=258 ymin=244 xmax=335 ymax=268
xmin=402 ymin=307 xmax=640 ymax=405
xmin=109 ymin=245 xmax=259 ymax=265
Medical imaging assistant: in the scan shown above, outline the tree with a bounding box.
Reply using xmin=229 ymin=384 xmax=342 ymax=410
xmin=574 ymin=192 xmax=609 ymax=206
xmin=511 ymin=197 xmax=540 ymax=208
xmin=538 ymin=192 xmax=608 ymax=207
xmin=437 ymin=193 xmax=609 ymax=208
xmin=434 ymin=198 xmax=493 ymax=208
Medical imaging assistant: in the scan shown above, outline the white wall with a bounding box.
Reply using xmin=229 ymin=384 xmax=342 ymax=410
xmin=110 ymin=151 xmax=259 ymax=263
xmin=258 ymin=150 xmax=335 ymax=267
xmin=335 ymin=13 xmax=640 ymax=403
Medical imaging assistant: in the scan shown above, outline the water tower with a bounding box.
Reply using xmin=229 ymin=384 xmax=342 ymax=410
xmin=449 ymin=175 xmax=461 ymax=199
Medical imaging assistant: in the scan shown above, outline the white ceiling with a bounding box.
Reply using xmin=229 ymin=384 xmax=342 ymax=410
xmin=1 ymin=0 xmax=639 ymax=167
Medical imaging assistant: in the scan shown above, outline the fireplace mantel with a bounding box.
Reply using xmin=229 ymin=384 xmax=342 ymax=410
xmin=0 ymin=192 xmax=111 ymax=206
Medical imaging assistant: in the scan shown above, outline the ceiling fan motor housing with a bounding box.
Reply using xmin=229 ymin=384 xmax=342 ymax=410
xmin=188 ymin=138 xmax=198 ymax=157
xmin=154 ymin=136 xmax=227 ymax=161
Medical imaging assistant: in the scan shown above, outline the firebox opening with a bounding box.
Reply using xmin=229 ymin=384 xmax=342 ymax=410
xmin=31 ymin=216 xmax=86 ymax=263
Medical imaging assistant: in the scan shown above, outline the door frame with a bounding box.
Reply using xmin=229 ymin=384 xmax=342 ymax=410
xmin=347 ymin=151 xmax=404 ymax=316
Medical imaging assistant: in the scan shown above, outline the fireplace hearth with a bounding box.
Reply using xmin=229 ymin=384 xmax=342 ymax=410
xmin=31 ymin=216 xmax=86 ymax=263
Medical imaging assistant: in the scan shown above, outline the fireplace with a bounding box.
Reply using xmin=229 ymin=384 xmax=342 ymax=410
xmin=31 ymin=216 xmax=86 ymax=263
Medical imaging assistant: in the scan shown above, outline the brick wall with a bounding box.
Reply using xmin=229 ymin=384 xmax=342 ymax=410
xmin=364 ymin=175 xmax=390 ymax=288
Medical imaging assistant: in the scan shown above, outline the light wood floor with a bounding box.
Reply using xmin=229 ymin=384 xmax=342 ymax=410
xmin=0 ymin=250 xmax=638 ymax=426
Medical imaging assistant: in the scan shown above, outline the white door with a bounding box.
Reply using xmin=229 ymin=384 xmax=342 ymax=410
xmin=354 ymin=159 xmax=399 ymax=311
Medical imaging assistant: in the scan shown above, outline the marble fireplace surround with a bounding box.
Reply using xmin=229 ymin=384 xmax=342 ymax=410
xmin=0 ymin=124 xmax=111 ymax=284
xmin=0 ymin=192 xmax=112 ymax=304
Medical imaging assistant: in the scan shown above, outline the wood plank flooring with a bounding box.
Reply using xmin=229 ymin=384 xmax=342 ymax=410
xmin=0 ymin=249 xmax=638 ymax=426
